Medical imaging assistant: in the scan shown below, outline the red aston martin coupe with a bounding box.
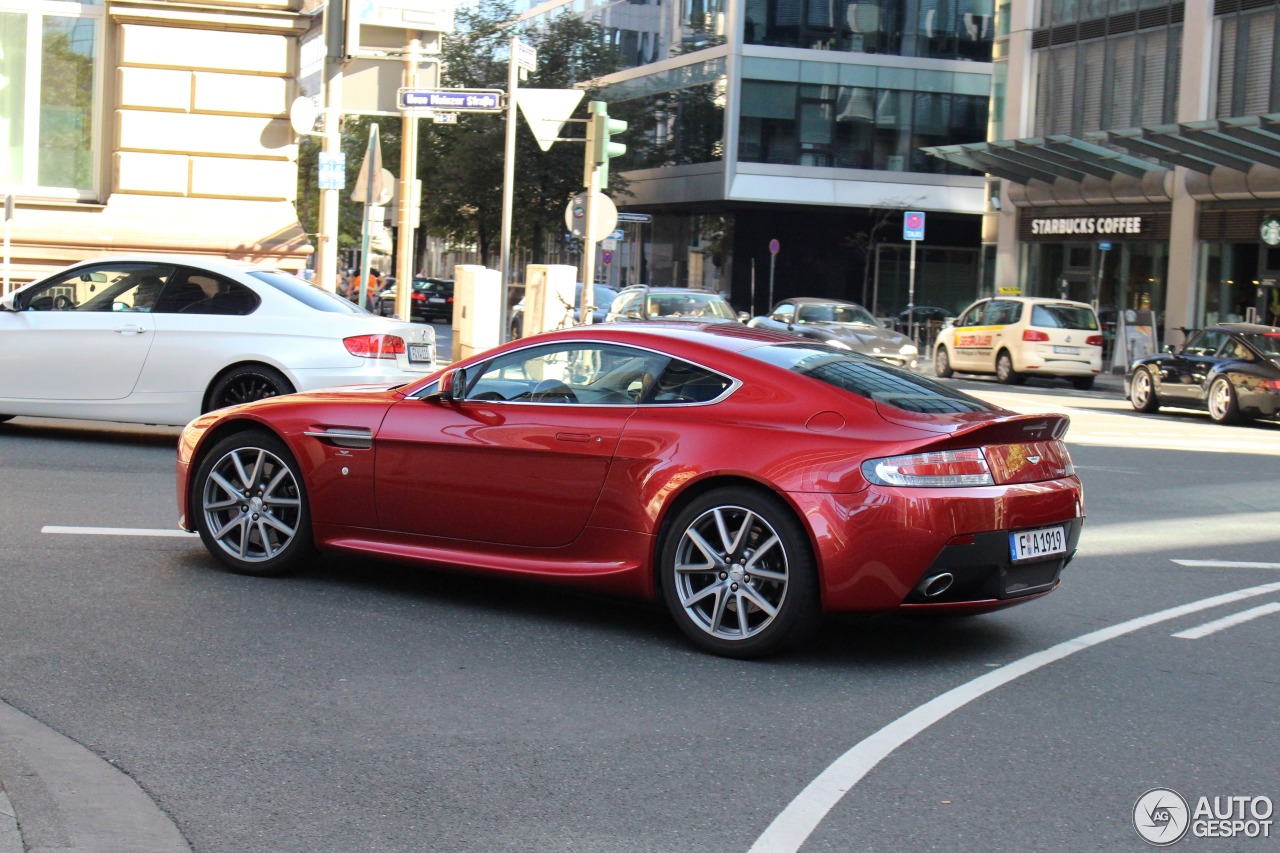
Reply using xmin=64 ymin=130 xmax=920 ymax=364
xmin=176 ymin=323 xmax=1084 ymax=658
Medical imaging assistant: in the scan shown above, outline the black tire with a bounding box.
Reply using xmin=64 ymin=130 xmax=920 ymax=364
xmin=996 ymin=350 xmax=1023 ymax=385
xmin=1129 ymin=367 xmax=1161 ymax=413
xmin=1071 ymin=376 xmax=1095 ymax=391
xmin=192 ymin=431 xmax=314 ymax=577
xmin=659 ymin=487 xmax=820 ymax=658
xmin=206 ymin=365 xmax=294 ymax=412
xmin=1207 ymin=376 xmax=1241 ymax=424
xmin=934 ymin=346 xmax=954 ymax=378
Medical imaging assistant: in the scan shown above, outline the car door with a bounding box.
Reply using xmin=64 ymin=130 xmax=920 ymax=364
xmin=374 ymin=342 xmax=649 ymax=548
xmin=947 ymin=300 xmax=991 ymax=371
xmin=1159 ymin=329 xmax=1228 ymax=403
xmin=0 ymin=262 xmax=174 ymax=401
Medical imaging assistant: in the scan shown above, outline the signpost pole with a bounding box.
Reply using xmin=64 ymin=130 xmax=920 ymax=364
xmin=316 ymin=0 xmax=344 ymax=293
xmin=768 ymin=239 xmax=779 ymax=308
xmin=903 ymin=211 xmax=925 ymax=347
xmin=499 ymin=36 xmax=520 ymax=340
xmin=395 ymin=37 xmax=420 ymax=322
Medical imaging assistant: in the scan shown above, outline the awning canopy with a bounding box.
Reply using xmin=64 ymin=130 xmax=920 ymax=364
xmin=923 ymin=113 xmax=1280 ymax=185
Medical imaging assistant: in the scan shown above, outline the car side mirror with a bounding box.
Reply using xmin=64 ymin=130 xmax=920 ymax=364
xmin=0 ymin=292 xmax=16 ymax=312
xmin=1162 ymin=344 xmax=1177 ymax=354
xmin=429 ymin=367 xmax=467 ymax=402
xmin=737 ymin=311 xmax=750 ymax=322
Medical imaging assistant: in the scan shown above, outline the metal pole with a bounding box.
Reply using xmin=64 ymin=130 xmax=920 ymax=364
xmin=907 ymin=238 xmax=917 ymax=346
xmin=395 ymin=37 xmax=420 ymax=321
xmin=768 ymin=252 xmax=775 ymax=309
xmin=316 ymin=0 xmax=344 ymax=293
xmin=498 ymin=36 xmax=519 ymax=339
xmin=357 ymin=123 xmax=378 ymax=309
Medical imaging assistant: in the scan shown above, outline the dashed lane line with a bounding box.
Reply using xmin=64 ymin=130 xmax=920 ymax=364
xmin=42 ymin=526 xmax=198 ymax=538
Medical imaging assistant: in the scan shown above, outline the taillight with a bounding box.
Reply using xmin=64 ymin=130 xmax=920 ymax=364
xmin=1261 ymin=378 xmax=1280 ymax=391
xmin=344 ymin=334 xmax=406 ymax=359
xmin=412 ymin=292 xmax=426 ymax=302
xmin=1023 ymin=329 xmax=1050 ymax=342
xmin=1086 ymin=335 xmax=1103 ymax=346
xmin=862 ymin=448 xmax=994 ymax=487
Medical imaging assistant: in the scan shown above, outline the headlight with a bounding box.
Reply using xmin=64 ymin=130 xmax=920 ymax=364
xmin=900 ymin=343 xmax=919 ymax=356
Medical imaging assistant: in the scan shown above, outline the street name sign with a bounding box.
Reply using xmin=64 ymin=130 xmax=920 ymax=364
xmin=399 ymin=89 xmax=503 ymax=112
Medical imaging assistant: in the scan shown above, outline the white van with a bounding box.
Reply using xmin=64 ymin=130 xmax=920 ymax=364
xmin=934 ymin=296 xmax=1104 ymax=390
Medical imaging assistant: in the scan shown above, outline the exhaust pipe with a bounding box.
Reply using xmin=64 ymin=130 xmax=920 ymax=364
xmin=918 ymin=572 xmax=954 ymax=598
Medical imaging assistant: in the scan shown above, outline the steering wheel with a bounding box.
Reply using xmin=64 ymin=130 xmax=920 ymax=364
xmin=528 ymin=379 xmax=578 ymax=404
xmin=53 ymin=294 xmax=74 ymax=310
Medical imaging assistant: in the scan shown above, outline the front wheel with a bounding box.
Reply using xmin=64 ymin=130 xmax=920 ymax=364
xmin=660 ymin=488 xmax=819 ymax=658
xmin=206 ymin=365 xmax=294 ymax=412
xmin=934 ymin=346 xmax=954 ymax=378
xmin=193 ymin=432 xmax=314 ymax=577
xmin=1208 ymin=376 xmax=1242 ymax=424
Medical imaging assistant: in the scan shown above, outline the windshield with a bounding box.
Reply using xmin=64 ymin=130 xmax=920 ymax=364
xmin=646 ymin=292 xmax=736 ymax=320
xmin=1030 ymin=304 xmax=1098 ymax=330
xmin=250 ymin=270 xmax=369 ymax=313
xmin=797 ymin=303 xmax=877 ymax=326
xmin=1245 ymin=332 xmax=1280 ymax=358
xmin=743 ymin=343 xmax=994 ymax=414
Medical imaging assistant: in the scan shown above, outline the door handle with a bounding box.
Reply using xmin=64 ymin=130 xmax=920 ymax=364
xmin=115 ymin=325 xmax=148 ymax=335
xmin=556 ymin=432 xmax=592 ymax=443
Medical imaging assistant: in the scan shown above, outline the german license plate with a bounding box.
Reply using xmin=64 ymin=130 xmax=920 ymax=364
xmin=408 ymin=345 xmax=434 ymax=364
xmin=1053 ymin=345 xmax=1080 ymax=355
xmin=1010 ymin=525 xmax=1066 ymax=562
xmin=428 ymin=297 xmax=446 ymax=303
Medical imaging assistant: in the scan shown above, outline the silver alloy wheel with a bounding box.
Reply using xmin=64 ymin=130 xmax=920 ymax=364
xmin=996 ymin=352 xmax=1014 ymax=382
xmin=201 ymin=446 xmax=302 ymax=563
xmin=1131 ymin=370 xmax=1153 ymax=408
xmin=671 ymin=504 xmax=790 ymax=641
xmin=1208 ymin=377 xmax=1235 ymax=421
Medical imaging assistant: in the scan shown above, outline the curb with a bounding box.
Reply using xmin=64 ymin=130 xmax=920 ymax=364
xmin=0 ymin=700 xmax=191 ymax=853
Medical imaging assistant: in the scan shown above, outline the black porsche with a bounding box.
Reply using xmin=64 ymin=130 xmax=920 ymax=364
xmin=1125 ymin=323 xmax=1280 ymax=424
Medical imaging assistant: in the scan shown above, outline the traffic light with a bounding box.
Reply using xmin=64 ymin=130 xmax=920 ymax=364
xmin=587 ymin=100 xmax=627 ymax=189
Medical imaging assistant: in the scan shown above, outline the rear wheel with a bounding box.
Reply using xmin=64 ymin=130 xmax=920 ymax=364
xmin=996 ymin=350 xmax=1023 ymax=385
xmin=660 ymin=487 xmax=819 ymax=658
xmin=1129 ymin=367 xmax=1160 ymax=413
xmin=934 ymin=346 xmax=953 ymax=378
xmin=1207 ymin=376 xmax=1242 ymax=424
xmin=193 ymin=431 xmax=314 ymax=577
xmin=206 ymin=365 xmax=294 ymax=412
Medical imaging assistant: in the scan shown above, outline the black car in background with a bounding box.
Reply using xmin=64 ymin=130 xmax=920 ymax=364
xmin=377 ymin=277 xmax=454 ymax=323
xmin=1126 ymin=323 xmax=1280 ymax=424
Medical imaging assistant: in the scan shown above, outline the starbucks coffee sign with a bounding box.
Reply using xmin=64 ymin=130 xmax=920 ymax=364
xmin=1261 ymin=215 xmax=1280 ymax=247
xmin=1029 ymin=216 xmax=1144 ymax=236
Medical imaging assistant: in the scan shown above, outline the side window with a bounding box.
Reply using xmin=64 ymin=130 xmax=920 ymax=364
xmin=466 ymin=343 xmax=668 ymax=405
xmin=771 ymin=303 xmax=796 ymax=323
xmin=1220 ymin=339 xmax=1252 ymax=361
xmin=957 ymin=302 xmax=986 ymax=327
xmin=613 ymin=292 xmax=641 ymax=318
xmin=155 ymin=270 xmax=260 ymax=315
xmin=984 ymin=300 xmax=1018 ymax=326
xmin=643 ymin=359 xmax=734 ymax=404
xmin=19 ymin=263 xmax=176 ymax=312
xmin=1184 ymin=330 xmax=1226 ymax=357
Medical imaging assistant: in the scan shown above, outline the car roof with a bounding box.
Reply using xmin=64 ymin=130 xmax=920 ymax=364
xmin=984 ymin=296 xmax=1096 ymax=308
xmin=1207 ymin=322 xmax=1280 ymax=334
xmin=64 ymin=254 xmax=282 ymax=276
xmin=780 ymin=297 xmax=867 ymax=306
xmin=620 ymin=285 xmax=723 ymax=296
xmin=504 ymin=318 xmax=793 ymax=353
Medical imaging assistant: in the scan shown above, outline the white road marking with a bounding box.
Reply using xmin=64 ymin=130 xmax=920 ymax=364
xmin=42 ymin=525 xmax=198 ymax=538
xmin=1173 ymin=559 xmax=1280 ymax=570
xmin=749 ymin=578 xmax=1280 ymax=853
xmin=1172 ymin=602 xmax=1280 ymax=639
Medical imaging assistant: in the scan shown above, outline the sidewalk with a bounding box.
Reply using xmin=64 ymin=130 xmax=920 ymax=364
xmin=0 ymin=699 xmax=191 ymax=853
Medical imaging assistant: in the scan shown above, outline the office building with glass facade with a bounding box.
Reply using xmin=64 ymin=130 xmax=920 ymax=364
xmin=521 ymin=0 xmax=996 ymax=317
xmin=928 ymin=0 xmax=1280 ymax=357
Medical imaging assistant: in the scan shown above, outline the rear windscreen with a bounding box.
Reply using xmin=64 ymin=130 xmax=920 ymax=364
xmin=742 ymin=343 xmax=995 ymax=414
xmin=1031 ymin=304 xmax=1098 ymax=330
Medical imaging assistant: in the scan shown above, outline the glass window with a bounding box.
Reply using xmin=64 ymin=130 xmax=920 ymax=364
xmin=958 ymin=301 xmax=988 ymax=326
xmin=599 ymin=60 xmax=726 ymax=170
xmin=1030 ymin=303 xmax=1098 ymax=330
xmin=466 ymin=343 xmax=685 ymax=405
xmin=1182 ymin=330 xmax=1226 ymax=357
xmin=742 ymin=342 xmax=995 ymax=413
xmin=0 ymin=3 xmax=101 ymax=196
xmin=771 ymin=302 xmax=796 ymax=322
xmin=1244 ymin=332 xmax=1280 ymax=359
xmin=158 ymin=271 xmax=261 ymax=315
xmin=19 ymin=263 xmax=175 ymax=312
xmin=984 ymin=299 xmax=1020 ymax=325
xmin=249 ymin=270 xmax=368 ymax=314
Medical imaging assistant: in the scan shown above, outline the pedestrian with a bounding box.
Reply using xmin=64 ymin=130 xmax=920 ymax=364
xmin=364 ymin=269 xmax=382 ymax=312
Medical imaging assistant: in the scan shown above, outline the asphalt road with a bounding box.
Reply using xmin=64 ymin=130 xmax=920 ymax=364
xmin=1 ymin=378 xmax=1278 ymax=852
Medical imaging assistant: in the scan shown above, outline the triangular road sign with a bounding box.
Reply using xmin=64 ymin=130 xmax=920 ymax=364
xmin=350 ymin=124 xmax=384 ymax=203
xmin=516 ymin=89 xmax=587 ymax=152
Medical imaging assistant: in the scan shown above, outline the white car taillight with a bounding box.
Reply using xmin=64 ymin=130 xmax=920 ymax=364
xmin=344 ymin=334 xmax=406 ymax=359
xmin=862 ymin=448 xmax=994 ymax=487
